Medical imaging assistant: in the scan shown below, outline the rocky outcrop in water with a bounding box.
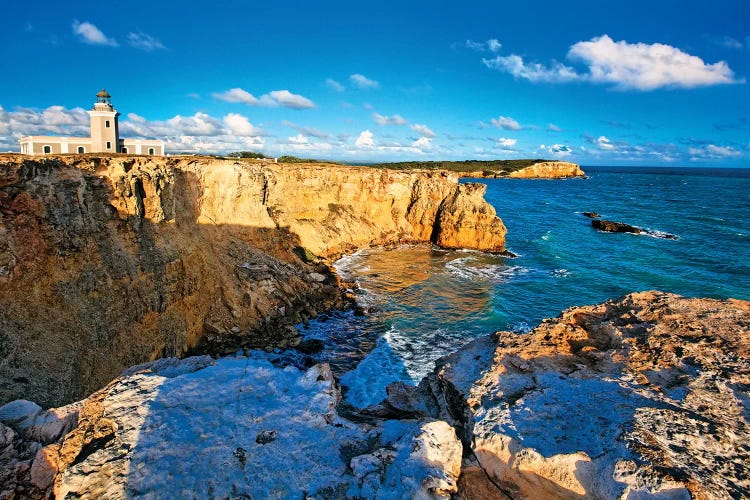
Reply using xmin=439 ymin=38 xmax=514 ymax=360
xmin=507 ymin=161 xmax=585 ymax=179
xmin=592 ymin=219 xmax=678 ymax=239
xmin=416 ymin=291 xmax=750 ymax=499
xmin=0 ymin=154 xmax=506 ymax=407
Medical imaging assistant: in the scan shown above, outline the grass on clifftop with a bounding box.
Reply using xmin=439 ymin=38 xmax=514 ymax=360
xmin=366 ymin=159 xmax=549 ymax=173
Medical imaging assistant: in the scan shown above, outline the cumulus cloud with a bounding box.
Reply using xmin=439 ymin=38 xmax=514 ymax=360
xmin=72 ymin=20 xmax=117 ymax=46
xmin=325 ymin=78 xmax=345 ymax=92
xmin=688 ymin=144 xmax=742 ymax=159
xmin=497 ymin=137 xmax=517 ymax=147
xmin=0 ymin=104 xmax=271 ymax=153
xmin=355 ymin=130 xmax=375 ymax=148
xmin=213 ymin=88 xmax=314 ymax=109
xmin=490 ymin=116 xmax=522 ymax=130
xmin=350 ymin=74 xmax=379 ymax=89
xmin=223 ymin=113 xmax=262 ymax=136
xmin=412 ymin=136 xmax=432 ymax=150
xmin=373 ymin=112 xmax=407 ymax=126
xmin=279 ymin=134 xmax=332 ymax=152
xmin=127 ymin=32 xmax=166 ymax=51
xmin=482 ymin=34 xmax=742 ymax=91
xmin=541 ymin=143 xmax=573 ymax=158
xmin=410 ymin=123 xmax=435 ymax=138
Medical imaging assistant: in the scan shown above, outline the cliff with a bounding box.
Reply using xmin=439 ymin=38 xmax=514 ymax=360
xmin=2 ymin=292 xmax=746 ymax=498
xmin=461 ymin=161 xmax=585 ymax=179
xmin=0 ymin=154 xmax=506 ymax=407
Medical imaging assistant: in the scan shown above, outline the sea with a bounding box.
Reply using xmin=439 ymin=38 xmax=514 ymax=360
xmin=292 ymin=166 xmax=750 ymax=408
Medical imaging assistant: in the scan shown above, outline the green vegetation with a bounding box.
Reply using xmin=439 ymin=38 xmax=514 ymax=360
xmin=277 ymin=155 xmax=342 ymax=164
xmin=367 ymin=159 xmax=548 ymax=173
xmin=227 ymin=151 xmax=268 ymax=159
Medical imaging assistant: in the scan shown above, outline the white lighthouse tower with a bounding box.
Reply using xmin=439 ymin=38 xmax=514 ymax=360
xmin=88 ymin=88 xmax=120 ymax=153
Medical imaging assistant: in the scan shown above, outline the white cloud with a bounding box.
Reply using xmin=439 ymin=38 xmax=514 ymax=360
xmin=325 ymin=78 xmax=345 ymax=92
xmin=350 ymin=74 xmax=379 ymax=89
xmin=483 ymin=55 xmax=579 ymax=82
xmin=410 ymin=123 xmax=435 ymax=138
xmin=497 ymin=137 xmax=517 ymax=147
xmin=264 ymin=90 xmax=315 ymax=109
xmin=541 ymin=143 xmax=573 ymax=158
xmin=688 ymin=144 xmax=742 ymax=159
xmin=596 ymin=136 xmax=615 ymax=150
xmin=72 ymin=20 xmax=117 ymax=46
xmin=482 ymin=34 xmax=742 ymax=91
xmin=213 ymin=88 xmax=314 ymax=109
xmin=355 ymin=130 xmax=375 ymax=148
xmin=0 ymin=104 xmax=271 ymax=154
xmin=547 ymin=123 xmax=562 ymax=132
xmin=568 ymin=35 xmax=741 ymax=90
xmin=280 ymin=134 xmax=332 ymax=152
xmin=127 ymin=32 xmax=166 ymax=51
xmin=412 ymin=136 xmax=432 ymax=150
xmin=373 ymin=112 xmax=408 ymax=126
xmin=466 ymin=39 xmax=502 ymax=52
xmin=490 ymin=116 xmax=522 ymax=130
xmin=213 ymin=88 xmax=258 ymax=105
xmin=223 ymin=113 xmax=262 ymax=136
xmin=281 ymin=121 xmax=331 ymax=139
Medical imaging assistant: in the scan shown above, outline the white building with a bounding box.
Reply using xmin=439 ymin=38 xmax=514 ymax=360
xmin=19 ymin=89 xmax=165 ymax=156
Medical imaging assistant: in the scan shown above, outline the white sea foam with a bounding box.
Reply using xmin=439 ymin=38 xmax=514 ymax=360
xmin=551 ymin=268 xmax=570 ymax=278
xmin=444 ymin=258 xmax=528 ymax=283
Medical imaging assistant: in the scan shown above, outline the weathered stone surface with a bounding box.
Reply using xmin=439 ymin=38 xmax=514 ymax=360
xmin=432 ymin=183 xmax=506 ymax=252
xmin=423 ymin=291 xmax=750 ymax=499
xmin=2 ymin=354 xmax=463 ymax=499
xmin=506 ymin=161 xmax=585 ymax=179
xmin=582 ymin=211 xmax=600 ymax=218
xmin=0 ymin=154 xmax=506 ymax=407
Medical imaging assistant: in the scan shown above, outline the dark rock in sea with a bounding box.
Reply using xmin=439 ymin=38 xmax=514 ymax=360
xmin=582 ymin=212 xmax=600 ymax=218
xmin=255 ymin=430 xmax=278 ymax=445
xmin=592 ymin=219 xmax=642 ymax=234
xmin=294 ymin=338 xmax=325 ymax=354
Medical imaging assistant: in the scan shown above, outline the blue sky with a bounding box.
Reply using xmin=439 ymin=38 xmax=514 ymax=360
xmin=1 ymin=0 xmax=749 ymax=166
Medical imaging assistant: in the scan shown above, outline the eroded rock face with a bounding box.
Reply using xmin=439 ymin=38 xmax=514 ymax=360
xmin=0 ymin=154 xmax=506 ymax=407
xmin=1 ymin=355 xmax=463 ymax=499
xmin=506 ymin=161 xmax=585 ymax=179
xmin=425 ymin=291 xmax=750 ymax=499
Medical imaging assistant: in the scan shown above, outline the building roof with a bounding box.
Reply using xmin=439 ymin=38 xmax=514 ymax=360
xmin=96 ymin=88 xmax=111 ymax=98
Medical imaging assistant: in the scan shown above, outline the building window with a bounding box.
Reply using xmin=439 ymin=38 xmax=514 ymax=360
xmin=77 ymin=146 xmax=85 ymax=154
xmin=106 ymin=141 xmax=111 ymax=149
xmin=105 ymin=120 xmax=110 ymax=128
xmin=122 ymin=147 xmax=128 ymax=153
xmin=43 ymin=145 xmax=51 ymax=154
xmin=148 ymin=148 xmax=155 ymax=155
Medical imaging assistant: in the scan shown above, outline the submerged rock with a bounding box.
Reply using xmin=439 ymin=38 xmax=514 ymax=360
xmin=582 ymin=211 xmax=600 ymax=218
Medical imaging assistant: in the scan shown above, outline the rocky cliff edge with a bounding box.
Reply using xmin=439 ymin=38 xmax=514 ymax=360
xmin=0 ymin=154 xmax=506 ymax=407
xmin=1 ymin=291 xmax=747 ymax=499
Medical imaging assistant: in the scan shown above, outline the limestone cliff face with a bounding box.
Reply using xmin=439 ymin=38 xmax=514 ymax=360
xmin=506 ymin=161 xmax=585 ymax=179
xmin=0 ymin=154 xmax=506 ymax=407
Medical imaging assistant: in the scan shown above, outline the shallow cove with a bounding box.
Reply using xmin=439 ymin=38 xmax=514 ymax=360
xmin=295 ymin=166 xmax=750 ymax=408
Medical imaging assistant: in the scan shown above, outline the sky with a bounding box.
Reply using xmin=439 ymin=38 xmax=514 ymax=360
xmin=1 ymin=0 xmax=749 ymax=166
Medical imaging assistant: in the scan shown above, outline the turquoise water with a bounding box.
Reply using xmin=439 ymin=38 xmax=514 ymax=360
xmin=296 ymin=166 xmax=750 ymax=407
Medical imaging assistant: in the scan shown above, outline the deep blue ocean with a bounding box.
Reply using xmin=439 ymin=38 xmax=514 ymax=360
xmin=295 ymin=166 xmax=750 ymax=407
